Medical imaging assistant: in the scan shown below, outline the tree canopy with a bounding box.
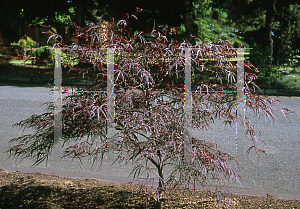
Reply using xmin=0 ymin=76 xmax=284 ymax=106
xmin=212 ymin=0 xmax=300 ymax=66
xmin=0 ymin=0 xmax=236 ymax=44
xmin=0 ymin=1 xmax=70 ymax=28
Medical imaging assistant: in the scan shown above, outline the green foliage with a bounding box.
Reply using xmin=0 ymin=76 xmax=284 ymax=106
xmin=61 ymin=51 xmax=79 ymax=66
xmin=31 ymin=7 xmax=75 ymax=26
xmin=273 ymin=2 xmax=300 ymax=66
xmin=233 ymin=39 xmax=249 ymax=48
xmin=280 ymin=74 xmax=300 ymax=90
xmin=25 ymin=50 xmax=33 ymax=57
xmin=1 ymin=1 xmax=73 ymax=28
xmin=31 ymin=46 xmax=78 ymax=66
xmin=213 ymin=0 xmax=300 ymax=70
xmin=10 ymin=43 xmax=23 ymax=52
xmin=32 ymin=46 xmax=52 ymax=59
xmin=19 ymin=37 xmax=35 ymax=49
xmin=11 ymin=37 xmax=35 ymax=52
xmin=258 ymin=66 xmax=300 ymax=90
xmin=247 ymin=37 xmax=274 ymax=78
xmin=192 ymin=0 xmax=237 ymax=43
xmin=56 ymin=7 xmax=74 ymax=25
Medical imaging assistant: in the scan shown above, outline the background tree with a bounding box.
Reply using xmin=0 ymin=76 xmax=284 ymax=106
xmin=192 ymin=0 xmax=238 ymax=43
xmin=0 ymin=0 xmax=240 ymax=47
xmin=0 ymin=0 xmax=106 ymax=40
xmin=212 ymin=0 xmax=300 ymax=71
xmin=0 ymin=1 xmax=70 ymax=27
xmin=184 ymin=0 xmax=196 ymax=44
xmin=103 ymin=0 xmax=237 ymax=44
xmin=103 ymin=0 xmax=187 ymax=43
xmin=273 ymin=2 xmax=300 ymax=66
xmin=8 ymin=11 xmax=294 ymax=208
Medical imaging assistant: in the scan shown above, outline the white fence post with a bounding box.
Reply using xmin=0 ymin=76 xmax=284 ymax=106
xmin=107 ymin=48 xmax=115 ymax=142
xmin=54 ymin=48 xmax=62 ymax=145
xmin=184 ymin=48 xmax=193 ymax=163
xmin=236 ymin=48 xmax=246 ymax=162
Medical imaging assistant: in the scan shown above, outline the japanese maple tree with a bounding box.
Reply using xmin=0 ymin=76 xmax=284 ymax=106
xmin=8 ymin=9 xmax=293 ymax=208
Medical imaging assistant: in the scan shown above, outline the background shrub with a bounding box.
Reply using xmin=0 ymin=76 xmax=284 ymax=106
xmin=11 ymin=37 xmax=35 ymax=53
xmin=32 ymin=46 xmax=52 ymax=59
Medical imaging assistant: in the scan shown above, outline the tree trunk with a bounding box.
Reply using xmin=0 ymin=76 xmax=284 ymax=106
xmin=148 ymin=149 xmax=164 ymax=209
xmin=273 ymin=5 xmax=282 ymax=64
xmin=74 ymin=0 xmax=86 ymax=28
xmin=156 ymin=149 xmax=164 ymax=209
xmin=155 ymin=166 xmax=164 ymax=209
xmin=265 ymin=0 xmax=276 ymax=58
xmin=184 ymin=0 xmax=196 ymax=45
xmin=155 ymin=194 xmax=162 ymax=209
xmin=73 ymin=0 xmax=87 ymax=46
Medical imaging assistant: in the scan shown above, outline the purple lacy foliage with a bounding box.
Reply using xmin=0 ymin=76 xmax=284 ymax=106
xmin=8 ymin=8 xmax=294 ymax=206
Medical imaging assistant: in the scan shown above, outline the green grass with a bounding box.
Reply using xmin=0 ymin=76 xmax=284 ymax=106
xmin=9 ymin=58 xmax=54 ymax=67
xmin=9 ymin=59 xmax=32 ymax=65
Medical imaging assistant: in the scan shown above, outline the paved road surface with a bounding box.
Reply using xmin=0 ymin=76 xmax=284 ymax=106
xmin=0 ymin=83 xmax=299 ymax=200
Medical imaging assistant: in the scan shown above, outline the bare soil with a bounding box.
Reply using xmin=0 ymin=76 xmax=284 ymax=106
xmin=1 ymin=169 xmax=300 ymax=208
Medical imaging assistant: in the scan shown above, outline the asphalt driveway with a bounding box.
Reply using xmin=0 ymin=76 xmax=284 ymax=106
xmin=0 ymin=83 xmax=299 ymax=200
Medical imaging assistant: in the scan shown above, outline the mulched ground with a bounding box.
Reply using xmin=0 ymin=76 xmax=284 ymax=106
xmin=1 ymin=169 xmax=300 ymax=208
